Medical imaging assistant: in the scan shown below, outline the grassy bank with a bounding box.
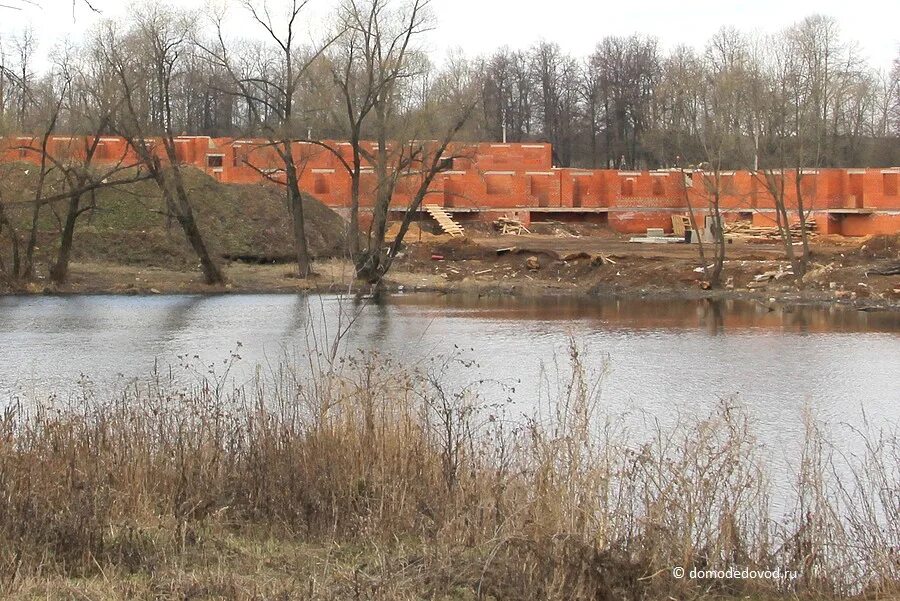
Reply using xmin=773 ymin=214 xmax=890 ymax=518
xmin=0 ymin=163 xmax=347 ymax=273
xmin=0 ymin=345 xmax=897 ymax=600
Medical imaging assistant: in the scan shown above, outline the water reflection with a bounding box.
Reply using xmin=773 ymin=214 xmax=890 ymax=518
xmin=1 ymin=294 xmax=897 ymax=437
xmin=381 ymin=294 xmax=900 ymax=333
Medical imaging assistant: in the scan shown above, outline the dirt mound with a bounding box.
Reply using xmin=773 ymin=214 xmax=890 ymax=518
xmin=0 ymin=163 xmax=348 ymax=269
xmin=385 ymin=221 xmax=452 ymax=243
xmin=860 ymin=234 xmax=900 ymax=259
xmin=165 ymin=168 xmax=347 ymax=261
xmin=430 ymin=237 xmax=489 ymax=260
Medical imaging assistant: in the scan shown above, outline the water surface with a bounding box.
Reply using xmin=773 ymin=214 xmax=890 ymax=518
xmin=1 ymin=294 xmax=897 ymax=468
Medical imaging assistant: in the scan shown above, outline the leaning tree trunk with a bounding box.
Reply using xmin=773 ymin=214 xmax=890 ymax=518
xmin=357 ymin=150 xmax=392 ymax=282
xmin=154 ymin=140 xmax=225 ymax=286
xmin=282 ymin=145 xmax=312 ymax=278
xmin=171 ymin=171 xmax=224 ymax=286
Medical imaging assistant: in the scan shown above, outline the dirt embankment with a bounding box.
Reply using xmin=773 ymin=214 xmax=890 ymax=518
xmin=386 ymin=226 xmax=900 ymax=310
xmin=0 ymin=163 xmax=348 ymax=271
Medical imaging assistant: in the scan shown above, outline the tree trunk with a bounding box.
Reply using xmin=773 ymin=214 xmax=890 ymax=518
xmin=0 ymin=203 xmax=21 ymax=278
xmin=681 ymin=169 xmax=710 ymax=281
xmin=282 ymin=143 xmax=312 ymax=278
xmin=710 ymin=198 xmax=726 ymax=286
xmin=49 ymin=193 xmax=81 ymax=285
xmin=171 ymin=169 xmax=224 ymax=286
xmin=152 ymin=162 xmax=224 ymax=286
xmin=356 ymin=105 xmax=391 ymax=282
xmin=794 ymin=171 xmax=810 ymax=278
xmin=23 ymin=202 xmax=41 ymax=279
xmin=348 ymin=137 xmax=362 ymax=261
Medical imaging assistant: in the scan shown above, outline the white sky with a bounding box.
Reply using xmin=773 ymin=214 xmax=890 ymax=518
xmin=1 ymin=0 xmax=898 ymax=72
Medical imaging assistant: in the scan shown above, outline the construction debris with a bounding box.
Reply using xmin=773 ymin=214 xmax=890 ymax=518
xmin=753 ymin=266 xmax=794 ymax=282
xmin=671 ymin=215 xmax=693 ymax=237
xmin=802 ymin=263 xmax=835 ymax=284
xmin=724 ymin=219 xmax=818 ymax=243
xmin=494 ymin=217 xmax=531 ymax=236
xmin=629 ymin=236 xmax=684 ymax=244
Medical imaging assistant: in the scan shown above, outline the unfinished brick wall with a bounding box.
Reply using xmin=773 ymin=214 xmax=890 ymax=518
xmin=1 ymin=135 xmax=898 ymax=236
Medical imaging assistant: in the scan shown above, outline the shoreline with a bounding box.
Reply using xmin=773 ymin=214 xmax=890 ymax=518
xmin=3 ymin=260 xmax=898 ymax=313
xmin=2 ymin=231 xmax=898 ymax=312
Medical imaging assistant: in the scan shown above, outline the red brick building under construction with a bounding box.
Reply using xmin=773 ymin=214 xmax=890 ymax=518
xmin=2 ymin=134 xmax=899 ymax=237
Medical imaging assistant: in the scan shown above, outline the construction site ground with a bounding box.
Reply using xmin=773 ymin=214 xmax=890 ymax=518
xmin=11 ymin=222 xmax=898 ymax=313
xmin=390 ymin=223 xmax=900 ymax=309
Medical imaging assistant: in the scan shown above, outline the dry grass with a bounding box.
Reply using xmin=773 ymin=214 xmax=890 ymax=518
xmin=0 ymin=341 xmax=896 ymax=600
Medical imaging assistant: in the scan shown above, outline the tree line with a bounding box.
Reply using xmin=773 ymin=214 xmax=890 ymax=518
xmin=2 ymin=6 xmax=898 ymax=170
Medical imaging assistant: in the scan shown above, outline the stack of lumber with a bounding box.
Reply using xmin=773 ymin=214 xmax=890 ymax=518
xmin=494 ymin=217 xmax=531 ymax=236
xmin=724 ymin=220 xmax=817 ymax=243
xmin=790 ymin=220 xmax=818 ymax=234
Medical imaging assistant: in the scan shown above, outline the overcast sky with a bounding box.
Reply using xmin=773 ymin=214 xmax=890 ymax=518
xmin=2 ymin=0 xmax=898 ymax=72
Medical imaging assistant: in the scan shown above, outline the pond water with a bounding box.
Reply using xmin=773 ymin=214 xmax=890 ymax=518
xmin=1 ymin=293 xmax=898 ymax=486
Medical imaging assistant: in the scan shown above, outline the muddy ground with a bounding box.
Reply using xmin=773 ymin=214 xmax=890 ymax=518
xmin=8 ymin=223 xmax=899 ymax=313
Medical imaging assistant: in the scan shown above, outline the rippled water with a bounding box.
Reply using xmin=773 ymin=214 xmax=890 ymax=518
xmin=1 ymin=293 xmax=898 ymax=466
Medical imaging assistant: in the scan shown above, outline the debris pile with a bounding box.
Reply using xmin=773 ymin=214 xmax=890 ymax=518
xmin=724 ymin=219 xmax=817 ymax=243
xmin=493 ymin=217 xmax=531 ymax=236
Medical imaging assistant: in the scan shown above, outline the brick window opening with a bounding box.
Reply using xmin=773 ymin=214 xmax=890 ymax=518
xmin=486 ymin=176 xmax=512 ymax=195
xmin=883 ymin=173 xmax=898 ymax=196
xmin=800 ymin=176 xmax=817 ymax=197
xmin=720 ymin=175 xmax=735 ymax=194
xmin=572 ymin=180 xmax=584 ymax=208
xmin=207 ymin=155 xmax=224 ymax=168
xmin=622 ymin=178 xmax=635 ymax=197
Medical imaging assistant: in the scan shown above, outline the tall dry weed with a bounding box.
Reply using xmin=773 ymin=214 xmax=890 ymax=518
xmin=0 ymin=340 xmax=896 ymax=599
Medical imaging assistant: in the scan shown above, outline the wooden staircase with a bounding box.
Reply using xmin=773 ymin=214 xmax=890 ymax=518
xmin=424 ymin=204 xmax=465 ymax=238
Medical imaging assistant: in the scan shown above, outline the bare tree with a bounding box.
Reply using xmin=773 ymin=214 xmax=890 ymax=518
xmin=317 ymin=0 xmax=428 ymax=262
xmin=98 ymin=9 xmax=225 ymax=285
xmin=752 ymin=34 xmax=812 ymax=277
xmin=692 ymin=31 xmax=753 ymax=287
xmin=1 ymin=51 xmax=150 ymax=283
xmin=307 ymin=0 xmax=474 ymax=283
xmin=42 ymin=53 xmax=148 ymax=284
xmin=20 ymin=74 xmax=65 ymax=278
xmin=202 ymin=0 xmax=341 ymax=278
xmin=0 ymin=0 xmax=99 ymax=17
xmin=886 ymin=53 xmax=900 ymax=136
xmin=13 ymin=29 xmax=35 ymax=130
